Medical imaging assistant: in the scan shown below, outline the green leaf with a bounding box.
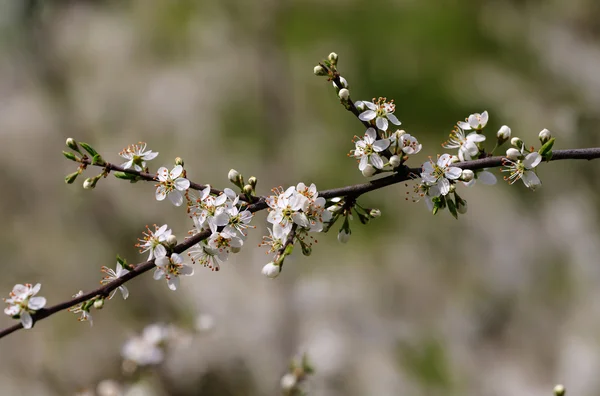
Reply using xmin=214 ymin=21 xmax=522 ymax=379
xmin=447 ymin=198 xmax=458 ymax=219
xmin=62 ymin=151 xmax=78 ymax=162
xmin=91 ymin=154 xmax=105 ymax=166
xmin=64 ymin=172 xmax=79 ymax=184
xmin=538 ymin=137 xmax=555 ymax=161
xmin=79 ymin=142 xmax=98 ymax=157
xmin=113 ymin=172 xmax=137 ymax=180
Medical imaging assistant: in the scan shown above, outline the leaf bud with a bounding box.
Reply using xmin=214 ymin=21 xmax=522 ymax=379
xmin=175 ymin=157 xmax=184 ymax=167
xmin=63 ymin=151 xmax=78 ymax=162
xmin=65 ymin=171 xmax=79 ymax=184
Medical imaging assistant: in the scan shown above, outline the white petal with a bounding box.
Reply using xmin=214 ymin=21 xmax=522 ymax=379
xmin=466 ymin=132 xmax=486 ymax=143
xmin=168 ymin=191 xmax=184 ymax=206
xmin=155 ymin=187 xmax=167 ymax=201
xmin=157 ymin=167 xmax=169 ymax=182
xmin=20 ymin=312 xmax=33 ymax=329
xmin=364 ymin=101 xmax=377 ymax=110
xmin=376 ymin=117 xmax=388 ymax=131
xmin=468 ymin=114 xmax=479 ymax=128
xmin=522 ymin=171 xmax=542 ymax=190
xmin=175 ymin=178 xmax=190 ymax=191
xmin=524 ymin=152 xmax=542 ymax=169
xmin=153 ymin=268 xmax=165 ymax=280
xmin=143 ymin=151 xmax=159 ymax=160
xmin=167 ymin=277 xmax=180 ymax=291
xmin=179 ymin=265 xmax=194 ymax=276
xmin=170 ymin=165 xmax=183 ymax=179
xmin=438 ymin=154 xmax=452 ymax=167
xmin=154 ymin=244 xmax=167 ymax=259
xmin=28 ymin=297 xmax=46 ymax=310
xmin=438 ymin=178 xmax=450 ymax=195
xmin=119 ymin=286 xmax=129 ymax=300
xmin=358 ymin=155 xmax=368 ymax=171
xmin=480 ymin=111 xmax=489 ymax=127
xmin=4 ymin=305 xmax=20 ymax=316
xmin=358 ymin=110 xmax=376 ymax=121
xmin=294 ymin=213 xmax=310 ymax=228
xmin=370 ymin=154 xmax=384 ymax=169
xmin=31 ymin=283 xmax=42 ymax=295
xmin=387 ymin=113 xmax=401 ymax=125
xmin=477 ymin=171 xmax=497 ymax=185
xmin=373 ymin=139 xmax=390 ymax=152
xmin=445 ymin=167 xmax=462 ymax=180
xmin=457 ymin=121 xmax=471 ymax=130
xmin=365 ymin=127 xmax=377 ymax=141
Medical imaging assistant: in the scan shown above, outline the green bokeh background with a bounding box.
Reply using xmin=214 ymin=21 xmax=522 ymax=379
xmin=1 ymin=0 xmax=600 ymax=395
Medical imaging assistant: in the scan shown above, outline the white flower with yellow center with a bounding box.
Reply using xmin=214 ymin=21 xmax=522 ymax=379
xmin=154 ymin=253 xmax=194 ymax=291
xmin=421 ymin=154 xmax=462 ymax=196
xmin=357 ymin=97 xmax=401 ymax=131
xmin=155 ymin=165 xmax=190 ymax=206
xmin=3 ymin=283 xmax=46 ymax=329
xmin=119 ymin=142 xmax=158 ymax=171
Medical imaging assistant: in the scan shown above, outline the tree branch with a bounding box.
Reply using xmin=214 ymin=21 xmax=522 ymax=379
xmin=2 ymin=147 xmax=599 ymax=339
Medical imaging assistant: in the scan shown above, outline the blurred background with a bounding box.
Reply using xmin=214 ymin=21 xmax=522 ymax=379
xmin=1 ymin=0 xmax=600 ymax=395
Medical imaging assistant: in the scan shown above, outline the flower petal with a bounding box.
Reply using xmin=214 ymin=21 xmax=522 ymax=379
xmin=155 ymin=187 xmax=167 ymax=201
xmin=522 ymin=171 xmax=542 ymax=190
xmin=370 ymin=153 xmax=384 ymax=169
xmin=174 ymin=178 xmax=190 ymax=191
xmin=119 ymin=286 xmax=129 ymax=300
xmin=168 ymin=191 xmax=184 ymax=206
xmin=179 ymin=265 xmax=194 ymax=276
xmin=20 ymin=311 xmax=33 ymax=329
xmin=477 ymin=171 xmax=497 ymax=185
xmin=157 ymin=167 xmax=169 ymax=182
xmin=524 ymin=152 xmax=542 ymax=169
xmin=387 ymin=113 xmax=401 ymax=125
xmin=376 ymin=117 xmax=388 ymax=131
xmin=153 ymin=268 xmax=165 ymax=280
xmin=167 ymin=277 xmax=180 ymax=291
xmin=28 ymin=297 xmax=46 ymax=310
xmin=438 ymin=178 xmax=451 ymax=195
xmin=358 ymin=110 xmax=376 ymax=121
xmin=364 ymin=101 xmax=377 ymax=110
xmin=170 ymin=165 xmax=183 ymax=179
xmin=373 ymin=139 xmax=390 ymax=152
xmin=445 ymin=167 xmax=462 ymax=180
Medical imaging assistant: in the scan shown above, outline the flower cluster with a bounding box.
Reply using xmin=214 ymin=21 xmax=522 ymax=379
xmin=3 ymin=283 xmax=46 ymax=329
xmin=260 ymin=183 xmax=332 ymax=277
xmin=187 ymin=186 xmax=253 ymax=271
xmin=121 ymin=323 xmax=169 ymax=368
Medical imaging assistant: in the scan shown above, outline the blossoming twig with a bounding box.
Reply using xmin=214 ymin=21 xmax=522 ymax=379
xmin=2 ymin=147 xmax=600 ymax=339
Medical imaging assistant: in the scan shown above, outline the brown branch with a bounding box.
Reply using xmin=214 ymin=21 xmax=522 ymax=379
xmin=1 ymin=147 xmax=600 ymax=339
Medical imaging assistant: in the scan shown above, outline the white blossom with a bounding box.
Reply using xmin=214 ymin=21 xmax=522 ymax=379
xmin=155 ymin=165 xmax=190 ymax=206
xmin=153 ymin=253 xmax=194 ymax=291
xmin=136 ymin=224 xmax=171 ymax=260
xmin=119 ymin=142 xmax=158 ymax=172
xmin=357 ymin=98 xmax=401 ymax=131
xmin=121 ymin=324 xmax=168 ymax=367
xmin=3 ymin=283 xmax=46 ymax=329
xmin=502 ymin=151 xmax=542 ymax=190
xmin=266 ymin=186 xmax=308 ymax=233
xmin=420 ymin=154 xmax=462 ymax=196
xmin=457 ymin=111 xmax=488 ymax=130
xmin=189 ymin=185 xmax=229 ymax=231
xmin=351 ymin=128 xmax=390 ymax=171
xmin=68 ymin=291 xmax=93 ymax=326
xmin=260 ymin=225 xmax=289 ymax=254
xmin=100 ymin=263 xmax=130 ymax=300
xmin=442 ymin=127 xmax=485 ymax=161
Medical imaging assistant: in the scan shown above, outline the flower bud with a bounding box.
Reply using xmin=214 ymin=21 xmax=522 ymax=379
xmin=93 ymin=298 xmax=104 ymax=310
xmin=496 ymin=125 xmax=511 ymax=143
xmin=175 ymin=157 xmax=184 ymax=166
xmin=338 ymin=76 xmax=348 ymax=88
xmin=328 ymin=52 xmax=338 ymax=65
xmin=228 ymin=169 xmax=240 ymax=183
xmin=62 ymin=151 xmax=78 ymax=162
xmin=338 ymin=88 xmax=350 ymax=101
xmin=280 ymin=373 xmax=297 ymax=391
xmin=510 ymin=137 xmax=523 ymax=148
xmin=449 ymin=155 xmax=460 ymax=164
xmin=389 ymin=155 xmax=401 ymax=168
xmin=313 ymin=65 xmax=327 ymax=76
xmin=262 ymin=262 xmax=280 ymax=278
xmin=66 ymin=138 xmax=79 ymax=152
xmin=461 ymin=169 xmax=474 ymax=182
xmin=338 ymin=228 xmax=351 ymax=243
xmin=355 ymin=101 xmax=365 ymax=111
xmin=248 ymin=176 xmax=257 ymax=188
xmin=166 ymin=234 xmax=177 ymax=247
xmin=369 ymin=208 xmax=381 ymax=218
xmin=361 ymin=164 xmax=376 ymax=177
xmin=506 ymin=148 xmax=521 ymax=161
xmin=83 ymin=177 xmax=96 ymax=189
xmin=553 ymin=385 xmax=565 ymax=396
xmin=243 ymin=184 xmax=253 ymax=195
xmin=539 ymin=128 xmax=552 ymax=144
